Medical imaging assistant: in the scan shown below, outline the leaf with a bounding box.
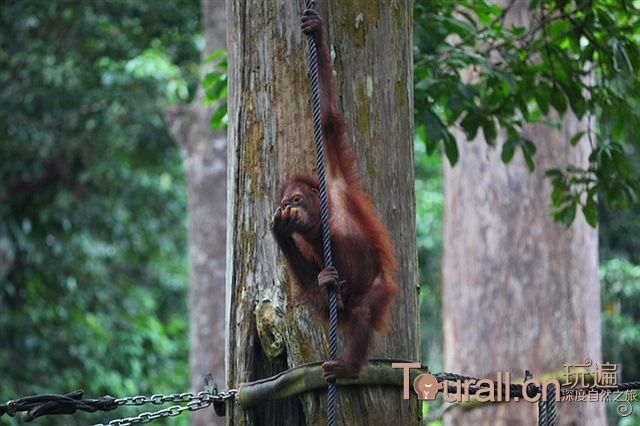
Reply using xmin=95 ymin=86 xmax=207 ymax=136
xmin=521 ymin=138 xmax=537 ymax=156
xmin=533 ymin=88 xmax=550 ymax=115
xmin=570 ymin=131 xmax=585 ymax=146
xmin=460 ymin=112 xmax=481 ymax=140
xmin=553 ymin=202 xmax=577 ymax=228
xmin=550 ymin=185 xmax=565 ymax=206
xmin=482 ymin=119 xmax=497 ymax=144
xmin=446 ymin=94 xmax=464 ymax=122
xmin=459 ymin=83 xmax=476 ymax=100
xmin=424 ymin=111 xmax=444 ymax=144
xmin=203 ymin=72 xmax=228 ymax=104
xmin=545 ymin=168 xmax=563 ymax=179
xmin=441 ymin=16 xmax=476 ymax=37
xmin=521 ymin=139 xmax=536 ymax=171
xmin=550 ymin=87 xmax=567 ymax=114
xmin=560 ymin=82 xmax=587 ymax=118
xmin=443 ymin=133 xmax=459 ymax=166
xmin=501 ymin=139 xmax=516 ymax=163
xmin=204 ymin=49 xmax=226 ymax=63
xmin=522 ymin=147 xmax=535 ymax=171
xmin=209 ymin=104 xmax=227 ymax=130
xmin=202 ymin=71 xmax=223 ymax=89
xmin=415 ymin=78 xmax=437 ymax=91
xmin=582 ymin=195 xmax=598 ymax=227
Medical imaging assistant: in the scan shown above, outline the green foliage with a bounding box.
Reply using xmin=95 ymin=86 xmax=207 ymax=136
xmin=600 ymin=258 xmax=640 ymax=425
xmin=601 ymin=259 xmax=640 ymax=380
xmin=0 ymin=1 xmax=199 ymax=424
xmin=600 ymin=206 xmax=640 ymax=264
xmin=414 ymin=136 xmax=444 ymax=373
xmin=414 ymin=0 xmax=640 ymax=226
xmin=202 ymin=50 xmax=228 ymax=129
xmin=413 ymin=2 xmax=640 ymax=422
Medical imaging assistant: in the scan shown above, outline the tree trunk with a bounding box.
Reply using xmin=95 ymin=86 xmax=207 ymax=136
xmin=164 ymin=1 xmax=227 ymax=426
xmin=226 ymin=1 xmax=418 ymax=425
xmin=442 ymin=4 xmax=604 ymax=425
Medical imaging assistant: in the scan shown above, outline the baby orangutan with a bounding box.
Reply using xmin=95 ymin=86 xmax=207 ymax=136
xmin=271 ymin=9 xmax=399 ymax=380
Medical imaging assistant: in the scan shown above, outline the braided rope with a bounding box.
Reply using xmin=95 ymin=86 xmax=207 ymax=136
xmin=537 ymin=387 xmax=549 ymax=426
xmin=537 ymin=382 xmax=557 ymax=426
xmin=303 ymin=1 xmax=338 ymax=425
xmin=545 ymin=383 xmax=557 ymax=426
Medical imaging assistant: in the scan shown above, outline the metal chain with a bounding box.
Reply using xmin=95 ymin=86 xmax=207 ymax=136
xmin=114 ymin=393 xmax=196 ymax=407
xmin=94 ymin=390 xmax=237 ymax=426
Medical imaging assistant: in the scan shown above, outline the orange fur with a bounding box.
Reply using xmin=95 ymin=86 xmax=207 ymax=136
xmin=271 ymin=10 xmax=398 ymax=379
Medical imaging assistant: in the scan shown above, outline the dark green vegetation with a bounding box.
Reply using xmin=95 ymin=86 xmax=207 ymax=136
xmin=414 ymin=0 xmax=640 ymax=228
xmin=1 ymin=1 xmax=199 ymax=424
xmin=1 ymin=0 xmax=638 ymax=425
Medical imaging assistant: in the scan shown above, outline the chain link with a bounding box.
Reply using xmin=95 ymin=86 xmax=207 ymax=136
xmin=95 ymin=390 xmax=237 ymax=426
xmin=115 ymin=393 xmax=195 ymax=406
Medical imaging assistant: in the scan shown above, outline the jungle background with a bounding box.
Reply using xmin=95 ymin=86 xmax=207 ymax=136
xmin=1 ymin=0 xmax=639 ymax=425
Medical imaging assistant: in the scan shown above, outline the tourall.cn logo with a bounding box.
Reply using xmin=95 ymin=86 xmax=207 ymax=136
xmin=393 ymin=360 xmax=636 ymax=419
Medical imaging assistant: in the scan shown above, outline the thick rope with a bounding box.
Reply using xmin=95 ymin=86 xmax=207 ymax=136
xmin=537 ymin=382 xmax=557 ymax=426
xmin=302 ymin=2 xmax=338 ymax=425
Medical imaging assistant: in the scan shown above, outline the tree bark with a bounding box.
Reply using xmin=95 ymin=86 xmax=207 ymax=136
xmin=226 ymin=1 xmax=418 ymax=424
xmin=164 ymin=1 xmax=227 ymax=426
xmin=442 ymin=3 xmax=604 ymax=425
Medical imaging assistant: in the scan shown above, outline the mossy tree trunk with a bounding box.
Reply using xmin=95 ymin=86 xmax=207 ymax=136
xmin=226 ymin=1 xmax=418 ymax=424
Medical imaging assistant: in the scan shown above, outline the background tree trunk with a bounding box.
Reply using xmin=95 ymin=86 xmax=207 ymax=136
xmin=442 ymin=4 xmax=604 ymax=425
xmin=165 ymin=1 xmax=226 ymax=425
xmin=226 ymin=1 xmax=418 ymax=424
